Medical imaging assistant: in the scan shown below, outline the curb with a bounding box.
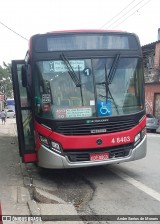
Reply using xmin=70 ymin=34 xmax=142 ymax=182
xmin=20 ymin=161 xmax=66 ymax=205
xmin=27 ymin=200 xmax=84 ymax=224
xmin=27 ymin=189 xmax=84 ymax=224
xmin=33 ymin=188 xmax=66 ymax=204
xmin=27 ymin=200 xmax=41 ymax=216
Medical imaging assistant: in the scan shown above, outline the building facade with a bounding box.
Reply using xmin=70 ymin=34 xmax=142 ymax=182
xmin=142 ymin=38 xmax=160 ymax=119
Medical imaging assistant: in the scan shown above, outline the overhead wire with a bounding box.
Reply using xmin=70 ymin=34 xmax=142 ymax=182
xmin=106 ymin=0 xmax=146 ymax=29
xmin=111 ymin=0 xmax=151 ymax=29
xmin=0 ymin=20 xmax=28 ymax=41
xmin=100 ymin=0 xmax=137 ymax=29
xmin=100 ymin=0 xmax=151 ymax=29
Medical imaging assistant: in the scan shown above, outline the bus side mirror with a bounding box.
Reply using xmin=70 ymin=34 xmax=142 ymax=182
xmin=21 ymin=65 xmax=27 ymax=87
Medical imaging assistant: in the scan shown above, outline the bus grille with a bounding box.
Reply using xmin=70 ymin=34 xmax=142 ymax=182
xmin=64 ymin=144 xmax=132 ymax=162
xmin=56 ymin=119 xmax=136 ymax=136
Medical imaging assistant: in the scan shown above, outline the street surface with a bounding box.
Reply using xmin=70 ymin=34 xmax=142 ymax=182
xmin=24 ymin=132 xmax=160 ymax=223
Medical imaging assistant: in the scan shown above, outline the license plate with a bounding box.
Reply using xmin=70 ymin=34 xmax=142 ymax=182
xmin=90 ymin=152 xmax=109 ymax=161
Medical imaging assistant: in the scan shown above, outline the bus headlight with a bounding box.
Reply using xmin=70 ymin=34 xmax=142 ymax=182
xmin=141 ymin=127 xmax=146 ymax=139
xmin=39 ymin=134 xmax=62 ymax=154
xmin=134 ymin=133 xmax=141 ymax=146
xmin=134 ymin=127 xmax=146 ymax=146
xmin=39 ymin=134 xmax=49 ymax=147
xmin=51 ymin=141 xmax=62 ymax=154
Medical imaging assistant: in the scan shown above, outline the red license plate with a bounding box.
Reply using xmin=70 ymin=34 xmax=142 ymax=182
xmin=90 ymin=152 xmax=109 ymax=161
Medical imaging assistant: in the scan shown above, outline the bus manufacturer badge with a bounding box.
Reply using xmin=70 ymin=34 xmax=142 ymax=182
xmin=96 ymin=139 xmax=103 ymax=145
xmin=91 ymin=129 xmax=107 ymax=134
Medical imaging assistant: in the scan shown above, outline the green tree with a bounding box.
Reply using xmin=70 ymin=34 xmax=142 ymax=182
xmin=0 ymin=62 xmax=13 ymax=99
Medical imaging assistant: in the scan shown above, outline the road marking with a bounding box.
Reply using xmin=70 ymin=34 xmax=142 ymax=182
xmin=108 ymin=167 xmax=160 ymax=202
xmin=147 ymin=133 xmax=160 ymax=137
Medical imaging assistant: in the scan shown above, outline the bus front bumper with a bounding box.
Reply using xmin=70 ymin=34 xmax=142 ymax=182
xmin=37 ymin=136 xmax=147 ymax=169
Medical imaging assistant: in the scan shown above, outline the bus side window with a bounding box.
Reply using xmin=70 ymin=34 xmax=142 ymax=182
xmin=21 ymin=65 xmax=27 ymax=87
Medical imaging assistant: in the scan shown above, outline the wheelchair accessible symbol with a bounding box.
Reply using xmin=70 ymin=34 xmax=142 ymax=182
xmin=97 ymin=100 xmax=112 ymax=117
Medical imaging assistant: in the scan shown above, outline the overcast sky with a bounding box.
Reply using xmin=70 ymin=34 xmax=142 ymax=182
xmin=0 ymin=0 xmax=159 ymax=66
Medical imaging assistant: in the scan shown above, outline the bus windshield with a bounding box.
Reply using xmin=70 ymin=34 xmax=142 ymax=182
xmin=34 ymin=57 xmax=144 ymax=120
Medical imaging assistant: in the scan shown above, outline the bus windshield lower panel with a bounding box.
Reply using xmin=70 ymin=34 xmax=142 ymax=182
xmin=34 ymin=57 xmax=144 ymax=120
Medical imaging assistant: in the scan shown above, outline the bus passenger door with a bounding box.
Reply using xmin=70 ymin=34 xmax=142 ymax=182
xmin=11 ymin=60 xmax=37 ymax=163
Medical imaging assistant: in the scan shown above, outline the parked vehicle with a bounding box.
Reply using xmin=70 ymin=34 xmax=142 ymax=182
xmin=6 ymin=109 xmax=15 ymax=118
xmin=146 ymin=114 xmax=159 ymax=133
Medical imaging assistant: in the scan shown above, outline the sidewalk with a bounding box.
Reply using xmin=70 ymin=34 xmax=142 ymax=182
xmin=156 ymin=126 xmax=160 ymax=134
xmin=0 ymin=118 xmax=83 ymax=224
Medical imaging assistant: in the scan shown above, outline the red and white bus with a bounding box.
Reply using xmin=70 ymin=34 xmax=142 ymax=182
xmin=11 ymin=30 xmax=146 ymax=169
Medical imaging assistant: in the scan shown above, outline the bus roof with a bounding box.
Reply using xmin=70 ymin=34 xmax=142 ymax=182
xmin=30 ymin=29 xmax=126 ymax=38
xmin=47 ymin=29 xmax=125 ymax=34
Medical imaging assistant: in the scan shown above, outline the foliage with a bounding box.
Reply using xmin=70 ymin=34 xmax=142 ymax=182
xmin=0 ymin=62 xmax=13 ymax=98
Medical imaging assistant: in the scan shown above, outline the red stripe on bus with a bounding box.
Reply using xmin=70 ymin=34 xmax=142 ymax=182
xmin=23 ymin=153 xmax=37 ymax=162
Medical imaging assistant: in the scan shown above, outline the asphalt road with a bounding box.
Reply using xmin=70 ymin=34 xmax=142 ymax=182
xmin=23 ymin=132 xmax=160 ymax=223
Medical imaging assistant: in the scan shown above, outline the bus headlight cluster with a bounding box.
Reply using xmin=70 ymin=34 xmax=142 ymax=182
xmin=134 ymin=133 xmax=141 ymax=146
xmin=39 ymin=134 xmax=49 ymax=147
xmin=134 ymin=127 xmax=146 ymax=146
xmin=38 ymin=134 xmax=62 ymax=154
xmin=51 ymin=141 xmax=62 ymax=154
xmin=141 ymin=127 xmax=146 ymax=139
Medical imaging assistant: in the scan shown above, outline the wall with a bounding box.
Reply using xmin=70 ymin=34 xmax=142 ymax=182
xmin=154 ymin=42 xmax=160 ymax=67
xmin=145 ymin=83 xmax=160 ymax=117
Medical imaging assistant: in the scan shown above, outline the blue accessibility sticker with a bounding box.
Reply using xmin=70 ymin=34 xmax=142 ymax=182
xmin=97 ymin=100 xmax=112 ymax=117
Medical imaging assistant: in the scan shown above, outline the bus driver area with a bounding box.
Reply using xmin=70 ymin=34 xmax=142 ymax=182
xmin=34 ymin=59 xmax=96 ymax=119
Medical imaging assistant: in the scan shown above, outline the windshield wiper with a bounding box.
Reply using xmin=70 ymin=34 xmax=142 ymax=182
xmin=78 ymin=65 xmax=84 ymax=106
xmin=60 ymin=53 xmax=81 ymax=87
xmin=108 ymin=53 xmax=120 ymax=84
xmin=105 ymin=65 xmax=119 ymax=114
xmin=96 ymin=64 xmax=119 ymax=115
